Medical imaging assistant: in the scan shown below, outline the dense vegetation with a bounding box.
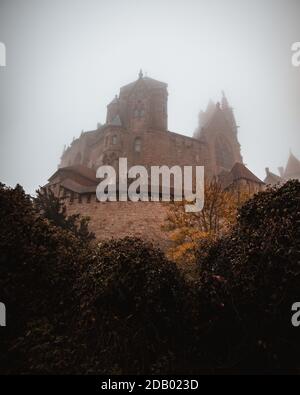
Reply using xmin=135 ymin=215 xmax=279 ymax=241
xmin=0 ymin=180 xmax=299 ymax=374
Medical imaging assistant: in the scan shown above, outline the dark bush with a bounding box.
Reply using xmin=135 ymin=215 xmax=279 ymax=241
xmin=35 ymin=188 xmax=95 ymax=244
xmin=0 ymin=183 xmax=190 ymax=374
xmin=194 ymin=180 xmax=300 ymax=370
xmin=0 ymin=183 xmax=92 ymax=373
xmin=73 ymin=238 xmax=190 ymax=374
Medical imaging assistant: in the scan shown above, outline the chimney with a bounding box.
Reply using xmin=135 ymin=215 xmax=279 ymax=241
xmin=278 ymin=167 xmax=284 ymax=178
xmin=265 ymin=167 xmax=270 ymax=176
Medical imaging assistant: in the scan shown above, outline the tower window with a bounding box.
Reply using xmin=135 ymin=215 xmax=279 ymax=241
xmin=133 ymin=102 xmax=145 ymax=118
xmin=134 ymin=137 xmax=142 ymax=153
xmin=112 ymin=135 xmax=117 ymax=145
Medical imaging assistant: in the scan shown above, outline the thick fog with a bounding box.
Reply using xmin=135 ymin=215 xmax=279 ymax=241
xmin=0 ymin=0 xmax=299 ymax=194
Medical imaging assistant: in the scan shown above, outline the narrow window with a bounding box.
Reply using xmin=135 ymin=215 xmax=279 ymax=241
xmin=134 ymin=137 xmax=142 ymax=153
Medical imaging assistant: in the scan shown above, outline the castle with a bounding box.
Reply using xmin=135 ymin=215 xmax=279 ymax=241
xmin=46 ymin=71 xmax=266 ymax=246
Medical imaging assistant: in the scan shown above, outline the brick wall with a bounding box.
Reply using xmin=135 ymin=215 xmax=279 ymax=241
xmin=65 ymin=195 xmax=173 ymax=250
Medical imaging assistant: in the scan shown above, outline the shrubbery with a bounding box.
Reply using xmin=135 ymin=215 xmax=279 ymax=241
xmin=194 ymin=180 xmax=300 ymax=370
xmin=0 ymin=180 xmax=299 ymax=373
xmin=0 ymin=183 xmax=92 ymax=373
xmin=73 ymin=238 xmax=190 ymax=374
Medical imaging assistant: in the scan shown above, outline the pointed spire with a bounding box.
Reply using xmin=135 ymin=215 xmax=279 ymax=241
xmin=139 ymin=69 xmax=143 ymax=79
xmin=221 ymin=90 xmax=230 ymax=109
xmin=284 ymin=150 xmax=300 ymax=179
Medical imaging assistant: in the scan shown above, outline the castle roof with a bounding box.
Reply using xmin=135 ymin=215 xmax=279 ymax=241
xmin=49 ymin=165 xmax=97 ymax=184
xmin=230 ymin=163 xmax=264 ymax=184
xmin=120 ymin=72 xmax=167 ymax=94
xmin=59 ymin=179 xmax=97 ymax=194
xmin=264 ymin=170 xmax=282 ymax=185
xmin=284 ymin=152 xmax=300 ymax=179
xmin=219 ymin=162 xmax=264 ymax=189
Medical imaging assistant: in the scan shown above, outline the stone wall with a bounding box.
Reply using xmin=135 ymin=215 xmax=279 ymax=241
xmin=64 ymin=195 xmax=172 ymax=250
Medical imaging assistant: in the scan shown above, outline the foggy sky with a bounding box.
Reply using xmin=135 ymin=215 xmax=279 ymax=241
xmin=0 ymin=0 xmax=299 ymax=194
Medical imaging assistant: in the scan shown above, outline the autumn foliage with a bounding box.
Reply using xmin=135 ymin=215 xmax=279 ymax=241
xmin=163 ymin=180 xmax=251 ymax=267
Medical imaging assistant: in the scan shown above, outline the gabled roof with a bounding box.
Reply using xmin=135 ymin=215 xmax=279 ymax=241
xmin=60 ymin=179 xmax=97 ymax=194
xmin=49 ymin=165 xmax=97 ymax=184
xmin=264 ymin=169 xmax=282 ymax=185
xmin=284 ymin=152 xmax=300 ymax=179
xmin=219 ymin=163 xmax=264 ymax=189
xmin=230 ymin=162 xmax=264 ymax=184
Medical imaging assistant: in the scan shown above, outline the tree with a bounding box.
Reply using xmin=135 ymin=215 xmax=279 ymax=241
xmin=35 ymin=188 xmax=95 ymax=243
xmin=0 ymin=183 xmax=93 ymax=374
xmin=194 ymin=180 xmax=300 ymax=370
xmin=163 ymin=180 xmax=251 ymax=266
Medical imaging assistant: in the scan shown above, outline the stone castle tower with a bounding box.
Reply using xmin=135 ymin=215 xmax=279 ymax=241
xmin=107 ymin=70 xmax=168 ymax=133
xmin=194 ymin=91 xmax=243 ymax=176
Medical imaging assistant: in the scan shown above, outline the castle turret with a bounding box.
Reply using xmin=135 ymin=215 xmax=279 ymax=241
xmin=118 ymin=71 xmax=168 ymax=132
xmin=194 ymin=92 xmax=243 ymax=175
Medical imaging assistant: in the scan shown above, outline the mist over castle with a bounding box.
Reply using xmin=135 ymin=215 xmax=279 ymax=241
xmin=52 ymin=71 xmax=257 ymax=186
xmin=1 ymin=0 xmax=300 ymax=377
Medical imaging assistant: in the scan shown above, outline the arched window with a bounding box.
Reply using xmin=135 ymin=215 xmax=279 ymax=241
xmin=112 ymin=135 xmax=117 ymax=145
xmin=133 ymin=100 xmax=145 ymax=118
xmin=134 ymin=137 xmax=142 ymax=153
